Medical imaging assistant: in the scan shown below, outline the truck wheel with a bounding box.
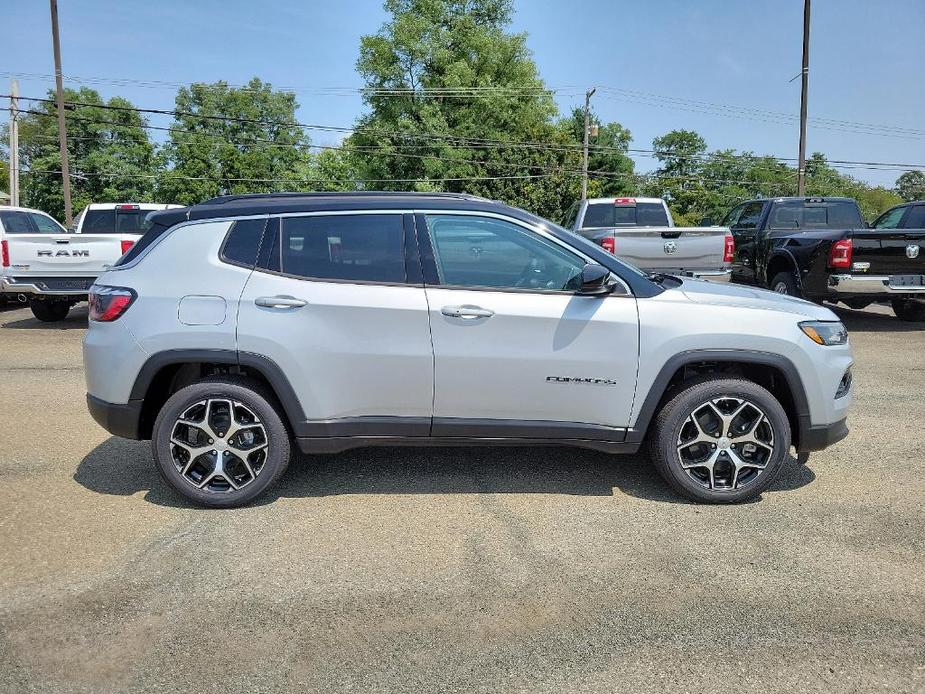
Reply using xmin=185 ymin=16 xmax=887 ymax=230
xmin=891 ymin=298 xmax=925 ymax=322
xmin=769 ymin=271 xmax=801 ymax=298
xmin=648 ymin=378 xmax=791 ymax=503
xmin=151 ymin=376 xmax=291 ymax=508
xmin=30 ymin=300 xmax=71 ymax=322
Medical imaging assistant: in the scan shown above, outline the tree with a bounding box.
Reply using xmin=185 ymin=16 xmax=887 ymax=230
xmin=896 ymin=170 xmax=925 ymax=202
xmin=652 ymin=129 xmax=706 ymax=179
xmin=348 ymin=0 xmax=581 ymax=219
xmin=159 ymin=79 xmax=310 ymax=205
xmin=14 ymin=87 xmax=157 ymax=221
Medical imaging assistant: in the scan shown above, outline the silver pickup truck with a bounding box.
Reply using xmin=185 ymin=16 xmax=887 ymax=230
xmin=563 ymin=197 xmax=732 ymax=280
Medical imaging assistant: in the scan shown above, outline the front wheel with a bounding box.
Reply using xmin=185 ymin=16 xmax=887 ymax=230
xmin=769 ymin=271 xmax=801 ymax=298
xmin=648 ymin=378 xmax=791 ymax=503
xmin=151 ymin=377 xmax=291 ymax=508
xmin=891 ymin=298 xmax=925 ymax=322
xmin=30 ymin=300 xmax=70 ymax=322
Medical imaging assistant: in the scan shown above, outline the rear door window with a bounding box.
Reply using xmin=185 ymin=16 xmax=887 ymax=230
xmin=276 ymin=214 xmax=406 ymax=283
xmin=0 ymin=211 xmax=37 ymax=233
xmin=736 ymin=202 xmax=766 ymax=229
xmin=873 ymin=206 xmax=907 ymax=229
xmin=902 ymin=205 xmax=925 ymax=229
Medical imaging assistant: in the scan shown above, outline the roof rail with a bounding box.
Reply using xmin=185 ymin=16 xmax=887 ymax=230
xmin=197 ymin=191 xmax=491 ymax=206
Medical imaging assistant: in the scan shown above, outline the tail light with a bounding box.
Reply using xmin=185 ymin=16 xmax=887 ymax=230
xmin=614 ymin=197 xmax=636 ymax=206
xmin=600 ymin=237 xmax=616 ymax=254
xmin=88 ymin=285 xmax=136 ymax=322
xmin=1 ymin=240 xmax=8 ymax=268
xmin=723 ymin=234 xmax=735 ymax=263
xmin=828 ymin=239 xmax=853 ymax=269
xmin=120 ymin=239 xmax=135 ymax=255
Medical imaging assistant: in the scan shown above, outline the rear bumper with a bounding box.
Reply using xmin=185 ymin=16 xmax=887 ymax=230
xmin=797 ymin=417 xmax=849 ymax=453
xmin=1 ymin=275 xmax=94 ymax=296
xmin=829 ymin=274 xmax=925 ymax=295
xmin=687 ymin=269 xmax=731 ymax=282
xmin=87 ymin=394 xmax=143 ymax=439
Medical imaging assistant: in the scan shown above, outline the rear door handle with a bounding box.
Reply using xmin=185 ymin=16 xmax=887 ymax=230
xmin=441 ymin=305 xmax=494 ymax=319
xmin=255 ymin=296 xmax=307 ymax=309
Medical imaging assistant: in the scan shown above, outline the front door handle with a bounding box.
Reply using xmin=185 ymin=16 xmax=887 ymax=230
xmin=441 ymin=305 xmax=494 ymax=319
xmin=255 ymin=295 xmax=307 ymax=309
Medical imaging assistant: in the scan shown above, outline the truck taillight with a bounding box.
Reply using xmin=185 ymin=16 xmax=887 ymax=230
xmin=88 ymin=285 xmax=137 ymax=322
xmin=600 ymin=237 xmax=616 ymax=254
xmin=723 ymin=234 xmax=735 ymax=263
xmin=614 ymin=198 xmax=635 ymax=206
xmin=1 ymin=240 xmax=8 ymax=268
xmin=828 ymin=239 xmax=853 ymax=269
xmin=121 ymin=240 xmax=135 ymax=255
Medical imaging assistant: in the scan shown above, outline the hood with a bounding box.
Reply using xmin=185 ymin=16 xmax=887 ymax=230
xmin=675 ymin=277 xmax=838 ymax=321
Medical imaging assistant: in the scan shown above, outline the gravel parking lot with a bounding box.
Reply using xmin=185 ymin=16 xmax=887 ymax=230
xmin=0 ymin=302 xmax=922 ymax=693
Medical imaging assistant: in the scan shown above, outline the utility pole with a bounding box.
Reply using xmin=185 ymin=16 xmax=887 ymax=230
xmin=50 ymin=0 xmax=73 ymax=225
xmin=581 ymin=87 xmax=596 ymax=200
xmin=797 ymin=0 xmax=811 ymax=196
xmin=9 ymin=80 xmax=19 ymax=206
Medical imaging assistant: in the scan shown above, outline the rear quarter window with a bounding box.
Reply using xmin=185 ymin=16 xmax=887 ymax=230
xmin=220 ymin=218 xmax=268 ymax=268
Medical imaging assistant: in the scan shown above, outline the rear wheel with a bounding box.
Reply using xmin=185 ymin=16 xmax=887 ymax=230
xmin=151 ymin=377 xmax=291 ymax=508
xmin=769 ymin=271 xmax=801 ymax=298
xmin=891 ymin=298 xmax=925 ymax=322
xmin=648 ymin=378 xmax=791 ymax=503
xmin=30 ymin=300 xmax=70 ymax=322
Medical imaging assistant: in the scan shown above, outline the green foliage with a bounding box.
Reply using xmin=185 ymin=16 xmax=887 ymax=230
xmin=347 ymin=0 xmax=581 ymax=219
xmin=896 ymin=170 xmax=925 ymax=202
xmin=159 ymin=79 xmax=310 ymax=205
xmin=15 ymin=87 xmax=157 ymax=221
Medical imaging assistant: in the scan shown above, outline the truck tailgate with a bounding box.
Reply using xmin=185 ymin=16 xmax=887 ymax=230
xmin=6 ymin=233 xmax=126 ymax=277
xmin=850 ymin=230 xmax=925 ymax=276
xmin=579 ymin=226 xmax=729 ymax=273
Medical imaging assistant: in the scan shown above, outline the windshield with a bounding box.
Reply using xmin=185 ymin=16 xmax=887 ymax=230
xmin=582 ymin=202 xmax=669 ymax=228
xmin=767 ymin=200 xmax=863 ymax=229
xmin=81 ymin=209 xmax=155 ymax=234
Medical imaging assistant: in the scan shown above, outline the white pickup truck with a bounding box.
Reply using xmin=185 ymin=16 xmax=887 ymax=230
xmin=563 ymin=197 xmax=733 ymax=280
xmin=1 ymin=203 xmax=181 ymax=322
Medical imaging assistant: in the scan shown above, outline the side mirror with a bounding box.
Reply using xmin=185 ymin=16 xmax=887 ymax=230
xmin=700 ymin=217 xmax=715 ymax=226
xmin=578 ymin=263 xmax=614 ymax=296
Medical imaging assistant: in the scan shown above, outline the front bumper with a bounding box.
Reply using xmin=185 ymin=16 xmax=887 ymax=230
xmin=829 ymin=274 xmax=925 ymax=295
xmin=1 ymin=275 xmax=95 ymax=296
xmin=87 ymin=394 xmax=143 ymax=439
xmin=797 ymin=417 xmax=849 ymax=453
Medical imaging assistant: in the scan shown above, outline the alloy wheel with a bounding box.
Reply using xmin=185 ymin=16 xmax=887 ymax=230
xmin=676 ymin=396 xmax=775 ymax=491
xmin=169 ymin=398 xmax=269 ymax=493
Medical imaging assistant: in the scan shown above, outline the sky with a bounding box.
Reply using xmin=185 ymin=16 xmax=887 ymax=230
xmin=5 ymin=0 xmax=924 ymax=188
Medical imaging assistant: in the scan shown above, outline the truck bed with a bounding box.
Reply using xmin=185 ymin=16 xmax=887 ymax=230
xmin=577 ymin=226 xmax=731 ymax=276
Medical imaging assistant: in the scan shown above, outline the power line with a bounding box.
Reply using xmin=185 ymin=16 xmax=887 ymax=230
xmin=13 ymin=95 xmax=925 ymax=174
xmin=5 ymin=69 xmax=922 ymax=138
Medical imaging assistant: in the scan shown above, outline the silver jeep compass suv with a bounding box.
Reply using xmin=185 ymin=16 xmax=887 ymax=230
xmin=83 ymin=192 xmax=853 ymax=507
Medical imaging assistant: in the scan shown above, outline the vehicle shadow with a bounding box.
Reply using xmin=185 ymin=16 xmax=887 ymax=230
xmin=74 ymin=436 xmax=815 ymax=509
xmin=828 ymin=304 xmax=923 ymax=332
xmin=1 ymin=304 xmax=88 ymax=330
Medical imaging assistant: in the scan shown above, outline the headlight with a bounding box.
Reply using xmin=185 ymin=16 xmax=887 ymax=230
xmin=799 ymin=321 xmax=848 ymax=346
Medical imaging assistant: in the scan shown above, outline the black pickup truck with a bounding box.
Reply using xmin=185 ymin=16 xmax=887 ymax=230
xmin=722 ymin=196 xmax=925 ymax=321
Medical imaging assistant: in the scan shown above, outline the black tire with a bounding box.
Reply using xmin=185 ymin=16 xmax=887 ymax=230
xmin=891 ymin=298 xmax=925 ymax=322
xmin=30 ymin=300 xmax=70 ymax=322
xmin=769 ymin=271 xmax=801 ymax=298
xmin=151 ymin=376 xmax=291 ymax=508
xmin=648 ymin=378 xmax=791 ymax=504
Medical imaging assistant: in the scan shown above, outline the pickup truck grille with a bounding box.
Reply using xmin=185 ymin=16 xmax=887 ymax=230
xmin=11 ymin=277 xmax=95 ymax=292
